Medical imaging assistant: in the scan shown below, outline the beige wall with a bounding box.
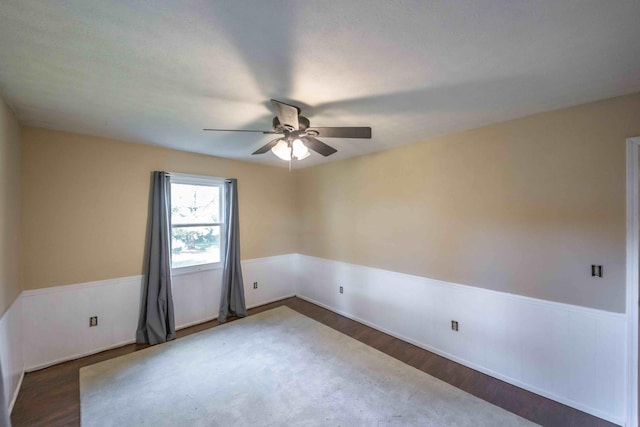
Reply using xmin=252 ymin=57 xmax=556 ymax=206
xmin=0 ymin=98 xmax=22 ymax=315
xmin=296 ymin=92 xmax=640 ymax=313
xmin=19 ymin=92 xmax=640 ymax=311
xmin=21 ymin=128 xmax=297 ymax=290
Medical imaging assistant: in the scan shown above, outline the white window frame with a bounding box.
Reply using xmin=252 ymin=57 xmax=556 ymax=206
xmin=169 ymin=173 xmax=226 ymax=276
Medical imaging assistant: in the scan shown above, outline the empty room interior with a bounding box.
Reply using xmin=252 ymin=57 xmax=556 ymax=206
xmin=1 ymin=1 xmax=640 ymax=426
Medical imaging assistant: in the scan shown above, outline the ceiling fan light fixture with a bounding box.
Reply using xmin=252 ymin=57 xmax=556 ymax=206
xmin=292 ymin=139 xmax=310 ymax=160
xmin=271 ymin=140 xmax=292 ymax=160
xmin=271 ymin=139 xmax=311 ymax=161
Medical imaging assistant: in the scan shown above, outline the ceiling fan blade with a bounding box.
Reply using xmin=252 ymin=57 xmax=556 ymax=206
xmin=203 ymin=128 xmax=277 ymax=134
xmin=271 ymin=99 xmax=299 ymax=130
xmin=306 ymin=127 xmax=371 ymax=139
xmin=252 ymin=138 xmax=282 ymax=155
xmin=302 ymin=136 xmax=337 ymax=157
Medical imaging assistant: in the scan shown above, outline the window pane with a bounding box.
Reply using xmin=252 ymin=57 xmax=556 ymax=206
xmin=171 ymin=226 xmax=221 ymax=268
xmin=171 ymin=183 xmax=220 ymax=225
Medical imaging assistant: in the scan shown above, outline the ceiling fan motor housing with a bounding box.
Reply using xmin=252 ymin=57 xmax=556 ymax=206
xmin=272 ymin=115 xmax=310 ymax=132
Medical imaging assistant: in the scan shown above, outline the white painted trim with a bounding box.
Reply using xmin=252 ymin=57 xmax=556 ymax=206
xmin=172 ymin=262 xmax=221 ymax=276
xmin=246 ymin=294 xmax=296 ymax=309
xmin=0 ymin=294 xmax=24 ymax=415
xmin=168 ymin=172 xmax=227 ymax=186
xmin=171 ymin=254 xmax=296 ymax=277
xmin=296 ymin=254 xmax=625 ymax=320
xmin=169 ymin=173 xmax=227 ymax=272
xmin=627 ymin=136 xmax=640 ymax=427
xmin=176 ymin=316 xmax=218 ymax=330
xmin=173 ymin=294 xmax=296 ymax=330
xmin=241 ymin=254 xmax=297 ymax=264
xmin=24 ymin=339 xmax=136 ymax=372
xmin=21 ymin=275 xmax=143 ymax=297
xmin=0 ymin=294 xmax=18 ymax=324
xmin=19 ymin=254 xmax=295 ymax=295
xmin=8 ymin=370 xmax=23 ymax=413
xmin=296 ymin=293 xmax=624 ymax=426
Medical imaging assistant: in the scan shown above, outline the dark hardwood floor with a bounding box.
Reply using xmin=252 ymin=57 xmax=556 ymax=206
xmin=11 ymin=297 xmax=616 ymax=427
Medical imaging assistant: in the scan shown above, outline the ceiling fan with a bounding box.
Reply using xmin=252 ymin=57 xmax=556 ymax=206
xmin=204 ymin=99 xmax=372 ymax=162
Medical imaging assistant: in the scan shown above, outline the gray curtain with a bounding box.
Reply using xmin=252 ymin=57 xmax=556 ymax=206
xmin=218 ymin=179 xmax=247 ymax=322
xmin=136 ymin=171 xmax=176 ymax=345
xmin=0 ymin=357 xmax=10 ymax=427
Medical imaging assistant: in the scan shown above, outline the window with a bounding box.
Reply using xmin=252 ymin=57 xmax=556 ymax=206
xmin=169 ymin=174 xmax=225 ymax=272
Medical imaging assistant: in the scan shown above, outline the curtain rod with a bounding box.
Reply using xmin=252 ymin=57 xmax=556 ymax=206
xmin=163 ymin=171 xmax=233 ymax=182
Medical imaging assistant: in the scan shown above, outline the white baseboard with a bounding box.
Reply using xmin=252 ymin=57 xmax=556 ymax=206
xmin=294 ymin=254 xmax=626 ymax=426
xmin=176 ymin=317 xmax=217 ymax=330
xmin=175 ymin=293 xmax=296 ymax=331
xmin=9 ymin=370 xmax=23 ymax=413
xmin=247 ymin=294 xmax=296 ymax=310
xmin=25 ymin=339 xmax=137 ymax=372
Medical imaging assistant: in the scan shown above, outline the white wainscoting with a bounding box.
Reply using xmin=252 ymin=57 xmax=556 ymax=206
xmin=21 ymin=254 xmax=298 ymax=372
xmin=21 ymin=275 xmax=143 ymax=371
xmin=293 ymin=254 xmax=627 ymax=426
xmin=0 ymin=295 xmax=24 ymax=414
xmin=172 ymin=254 xmax=297 ymax=328
xmin=12 ymin=252 xmax=629 ymax=424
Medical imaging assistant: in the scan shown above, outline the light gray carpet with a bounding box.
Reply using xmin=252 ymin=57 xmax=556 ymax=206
xmin=80 ymin=306 xmax=537 ymax=426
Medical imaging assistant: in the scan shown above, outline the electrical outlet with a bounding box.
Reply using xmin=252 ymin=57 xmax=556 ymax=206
xmin=451 ymin=320 xmax=459 ymax=331
xmin=591 ymin=265 xmax=603 ymax=278
xmin=253 ymin=282 xmax=258 ymax=289
xmin=339 ymin=286 xmax=343 ymax=294
xmin=90 ymin=316 xmax=98 ymax=327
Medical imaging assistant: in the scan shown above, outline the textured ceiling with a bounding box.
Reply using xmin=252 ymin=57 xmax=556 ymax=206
xmin=1 ymin=1 xmax=640 ymax=168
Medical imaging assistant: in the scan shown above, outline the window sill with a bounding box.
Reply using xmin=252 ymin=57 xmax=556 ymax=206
xmin=171 ymin=262 xmax=223 ymax=276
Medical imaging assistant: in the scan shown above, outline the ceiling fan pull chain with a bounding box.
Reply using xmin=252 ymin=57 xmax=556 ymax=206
xmin=289 ymin=142 xmax=293 ymax=172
